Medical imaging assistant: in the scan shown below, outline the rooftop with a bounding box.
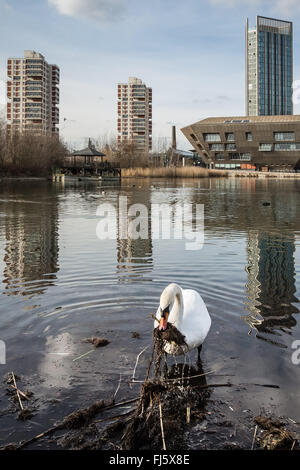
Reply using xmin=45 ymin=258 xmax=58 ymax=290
xmin=72 ymin=138 xmax=105 ymax=157
xmin=184 ymin=115 xmax=300 ymax=127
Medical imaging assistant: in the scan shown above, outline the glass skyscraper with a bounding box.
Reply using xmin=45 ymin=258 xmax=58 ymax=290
xmin=246 ymin=16 xmax=293 ymax=116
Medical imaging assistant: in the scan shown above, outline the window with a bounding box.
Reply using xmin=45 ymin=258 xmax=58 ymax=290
xmin=259 ymin=143 xmax=272 ymax=151
xmin=274 ymin=143 xmax=300 ymax=151
xmin=246 ymin=132 xmax=253 ymax=141
xmin=209 ymin=143 xmax=224 ymax=151
xmin=274 ymin=132 xmax=295 ymax=141
xmin=240 ymin=153 xmax=251 ymax=160
xmin=203 ymin=133 xmax=221 ymax=142
xmin=215 ymin=153 xmax=225 ymax=160
xmin=190 ymin=133 xmax=197 ymax=141
xmin=226 ymin=143 xmax=236 ymax=151
xmin=229 ymin=153 xmax=240 ymax=160
xmin=225 ymin=133 xmax=235 ymax=141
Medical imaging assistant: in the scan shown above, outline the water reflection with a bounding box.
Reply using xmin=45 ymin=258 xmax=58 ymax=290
xmin=2 ymin=186 xmax=59 ymax=296
xmin=117 ymin=187 xmax=153 ymax=283
xmin=244 ymin=230 xmax=299 ymax=345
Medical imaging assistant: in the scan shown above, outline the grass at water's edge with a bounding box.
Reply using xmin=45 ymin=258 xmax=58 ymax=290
xmin=121 ymin=167 xmax=229 ymax=178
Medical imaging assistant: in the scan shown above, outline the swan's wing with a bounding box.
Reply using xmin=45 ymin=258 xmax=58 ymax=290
xmin=181 ymin=289 xmax=211 ymax=348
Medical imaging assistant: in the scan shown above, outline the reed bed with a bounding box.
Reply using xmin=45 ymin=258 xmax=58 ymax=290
xmin=122 ymin=167 xmax=228 ymax=178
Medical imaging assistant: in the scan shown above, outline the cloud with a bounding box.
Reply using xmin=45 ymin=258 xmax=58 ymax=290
xmin=217 ymin=95 xmax=230 ymax=101
xmin=208 ymin=0 xmax=260 ymax=6
xmin=48 ymin=0 xmax=126 ymax=22
xmin=208 ymin=0 xmax=300 ymax=16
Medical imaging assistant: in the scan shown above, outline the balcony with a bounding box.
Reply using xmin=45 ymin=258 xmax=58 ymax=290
xmin=26 ymin=70 xmax=43 ymax=77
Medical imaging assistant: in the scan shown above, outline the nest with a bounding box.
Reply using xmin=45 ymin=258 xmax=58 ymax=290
xmin=154 ymin=323 xmax=187 ymax=346
xmin=121 ymin=323 xmax=207 ymax=450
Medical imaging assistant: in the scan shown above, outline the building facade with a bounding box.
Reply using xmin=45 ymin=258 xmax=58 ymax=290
xmin=246 ymin=16 xmax=293 ymax=116
xmin=7 ymin=50 xmax=59 ymax=135
xmin=117 ymin=77 xmax=152 ymax=152
xmin=181 ymin=115 xmax=300 ymax=171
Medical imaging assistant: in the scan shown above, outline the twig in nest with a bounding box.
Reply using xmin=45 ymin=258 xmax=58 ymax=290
xmin=251 ymin=425 xmax=258 ymax=450
xmin=291 ymin=440 xmax=296 ymax=451
xmin=132 ymin=345 xmax=150 ymax=381
xmin=113 ymin=374 xmax=122 ymax=401
xmin=11 ymin=372 xmax=23 ymax=410
xmin=151 ymin=313 xmax=160 ymax=324
xmin=10 ymin=385 xmax=31 ymax=401
xmin=159 ymin=401 xmax=166 ymax=451
xmin=186 ymin=407 xmax=191 ymax=424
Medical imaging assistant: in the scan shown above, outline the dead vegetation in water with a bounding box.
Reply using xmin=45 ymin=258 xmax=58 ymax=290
xmin=4 ymin=372 xmax=34 ymax=421
xmin=1 ymin=326 xmax=299 ymax=451
xmin=121 ymin=378 xmax=209 ymax=450
xmin=131 ymin=331 xmax=141 ymax=339
xmin=61 ymin=399 xmax=114 ymax=429
xmin=254 ymin=415 xmax=298 ymax=450
xmin=83 ymin=337 xmax=110 ymax=348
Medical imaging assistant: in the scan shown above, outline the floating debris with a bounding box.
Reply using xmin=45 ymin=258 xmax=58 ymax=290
xmin=83 ymin=337 xmax=110 ymax=348
xmin=62 ymin=399 xmax=113 ymax=429
xmin=131 ymin=332 xmax=140 ymax=339
xmin=255 ymin=415 xmax=297 ymax=450
xmin=18 ymin=408 xmax=33 ymax=421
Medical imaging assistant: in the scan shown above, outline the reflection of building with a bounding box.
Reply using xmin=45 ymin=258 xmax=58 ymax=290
xmin=246 ymin=16 xmax=293 ymax=116
xmin=181 ymin=116 xmax=300 ymax=171
xmin=244 ymin=231 xmax=298 ymax=343
xmin=116 ymin=189 xmax=153 ymax=282
xmin=7 ymin=50 xmax=59 ymax=135
xmin=117 ymin=77 xmax=152 ymax=152
xmin=3 ymin=190 xmax=59 ymax=296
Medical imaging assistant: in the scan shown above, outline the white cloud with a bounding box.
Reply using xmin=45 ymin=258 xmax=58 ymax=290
xmin=208 ymin=0 xmax=300 ymax=16
xmin=48 ymin=0 xmax=126 ymax=22
xmin=274 ymin=0 xmax=300 ymax=16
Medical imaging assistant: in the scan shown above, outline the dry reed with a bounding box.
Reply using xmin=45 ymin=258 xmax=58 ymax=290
xmin=121 ymin=167 xmax=228 ymax=178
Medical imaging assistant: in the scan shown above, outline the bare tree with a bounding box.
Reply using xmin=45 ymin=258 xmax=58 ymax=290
xmin=0 ymin=120 xmax=68 ymax=176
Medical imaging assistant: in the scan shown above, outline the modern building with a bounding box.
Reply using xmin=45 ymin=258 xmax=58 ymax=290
xmin=117 ymin=77 xmax=152 ymax=152
xmin=246 ymin=16 xmax=293 ymax=116
xmin=181 ymin=115 xmax=300 ymax=171
xmin=6 ymin=50 xmax=60 ymax=135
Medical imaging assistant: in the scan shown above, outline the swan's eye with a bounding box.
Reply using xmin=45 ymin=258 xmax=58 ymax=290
xmin=161 ymin=305 xmax=170 ymax=317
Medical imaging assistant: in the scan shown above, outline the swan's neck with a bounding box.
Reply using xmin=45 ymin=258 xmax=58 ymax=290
xmin=169 ymin=287 xmax=184 ymax=329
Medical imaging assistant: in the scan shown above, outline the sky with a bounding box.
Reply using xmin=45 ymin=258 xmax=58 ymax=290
xmin=1 ymin=0 xmax=300 ymax=150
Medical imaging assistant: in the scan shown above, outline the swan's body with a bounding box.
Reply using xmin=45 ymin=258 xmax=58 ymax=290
xmin=154 ymin=283 xmax=211 ymax=356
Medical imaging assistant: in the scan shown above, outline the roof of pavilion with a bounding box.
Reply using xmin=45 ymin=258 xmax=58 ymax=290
xmin=72 ymin=138 xmax=105 ymax=157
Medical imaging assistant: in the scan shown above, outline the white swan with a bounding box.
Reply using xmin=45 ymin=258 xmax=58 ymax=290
xmin=154 ymin=283 xmax=211 ymax=357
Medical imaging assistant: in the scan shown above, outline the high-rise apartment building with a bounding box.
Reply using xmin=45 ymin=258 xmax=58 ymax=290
xmin=246 ymin=16 xmax=293 ymax=116
xmin=6 ymin=50 xmax=59 ymax=135
xmin=117 ymin=77 xmax=152 ymax=152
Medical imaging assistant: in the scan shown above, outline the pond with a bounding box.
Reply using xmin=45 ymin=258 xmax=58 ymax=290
xmin=0 ymin=177 xmax=299 ymax=448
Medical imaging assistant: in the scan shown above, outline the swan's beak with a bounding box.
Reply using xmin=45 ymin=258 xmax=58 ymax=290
xmin=159 ymin=312 xmax=168 ymax=331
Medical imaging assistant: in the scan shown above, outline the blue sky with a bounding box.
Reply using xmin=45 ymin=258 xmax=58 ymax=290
xmin=1 ymin=0 xmax=300 ymax=149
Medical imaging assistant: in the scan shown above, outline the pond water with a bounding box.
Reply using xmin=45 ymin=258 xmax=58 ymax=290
xmin=0 ymin=177 xmax=299 ymax=447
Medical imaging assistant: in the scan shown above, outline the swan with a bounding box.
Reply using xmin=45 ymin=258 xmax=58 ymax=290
xmin=154 ymin=283 xmax=211 ymax=358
